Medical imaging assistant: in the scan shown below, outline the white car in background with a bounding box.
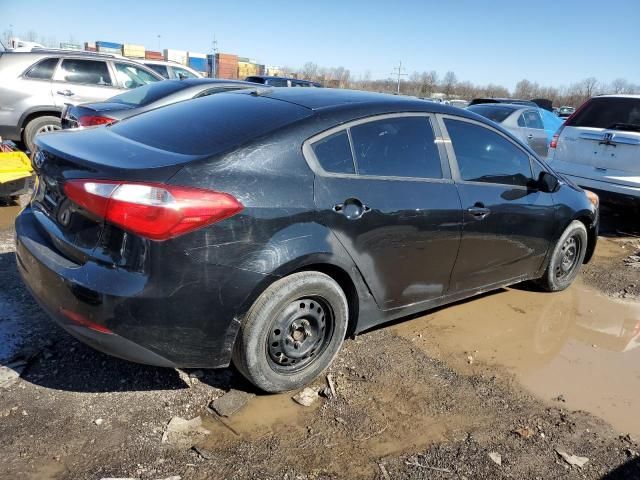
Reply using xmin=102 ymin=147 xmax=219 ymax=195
xmin=548 ymin=95 xmax=640 ymax=205
xmin=140 ymin=60 xmax=203 ymax=79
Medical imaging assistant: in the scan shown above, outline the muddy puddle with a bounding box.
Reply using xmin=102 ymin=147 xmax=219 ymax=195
xmin=0 ymin=203 xmax=21 ymax=230
xmin=393 ymin=280 xmax=640 ymax=437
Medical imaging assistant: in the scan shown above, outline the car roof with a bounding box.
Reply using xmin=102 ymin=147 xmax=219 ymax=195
xmin=250 ymin=75 xmax=313 ymax=82
xmin=163 ymin=78 xmax=256 ymax=87
xmin=468 ymin=103 xmax=530 ymax=112
xmin=256 ymin=88 xmax=476 ymax=115
xmin=594 ymin=94 xmax=640 ymax=99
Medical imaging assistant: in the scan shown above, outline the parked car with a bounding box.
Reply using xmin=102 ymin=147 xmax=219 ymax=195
xmin=469 ymin=97 xmax=538 ymax=107
xmin=61 ymin=78 xmax=255 ymax=129
xmin=558 ymin=106 xmax=575 ymax=118
xmin=548 ymin=95 xmax=640 ymax=205
xmin=17 ymin=88 xmax=598 ymax=392
xmin=245 ymin=75 xmax=322 ymax=87
xmin=140 ymin=60 xmax=203 ymax=80
xmin=0 ymin=50 xmax=163 ymax=152
xmin=466 ymin=103 xmax=550 ymax=157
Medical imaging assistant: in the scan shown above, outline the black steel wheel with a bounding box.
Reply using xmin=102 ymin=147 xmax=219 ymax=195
xmin=267 ymin=297 xmax=334 ymax=373
xmin=233 ymin=271 xmax=348 ymax=392
xmin=537 ymin=220 xmax=588 ymax=292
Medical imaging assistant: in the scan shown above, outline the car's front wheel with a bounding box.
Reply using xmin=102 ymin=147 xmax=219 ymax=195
xmin=232 ymin=271 xmax=348 ymax=392
xmin=537 ymin=220 xmax=588 ymax=292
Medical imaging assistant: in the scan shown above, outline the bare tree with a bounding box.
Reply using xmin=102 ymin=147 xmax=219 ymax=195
xmin=300 ymin=62 xmax=318 ymax=81
xmin=610 ymin=78 xmax=629 ymax=94
xmin=442 ymin=71 xmax=457 ymax=98
xmin=26 ymin=30 xmax=38 ymax=42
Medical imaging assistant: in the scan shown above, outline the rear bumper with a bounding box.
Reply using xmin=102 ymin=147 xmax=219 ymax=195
xmin=15 ymin=206 xmax=270 ymax=368
xmin=557 ymin=172 xmax=640 ymax=201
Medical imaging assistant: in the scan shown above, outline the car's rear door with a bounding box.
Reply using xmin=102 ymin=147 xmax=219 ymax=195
xmin=552 ymin=97 xmax=640 ymax=188
xmin=439 ymin=115 xmax=556 ymax=293
xmin=522 ymin=109 xmax=549 ymax=157
xmin=51 ymin=58 xmax=116 ymax=106
xmin=307 ymin=113 xmax=462 ymax=310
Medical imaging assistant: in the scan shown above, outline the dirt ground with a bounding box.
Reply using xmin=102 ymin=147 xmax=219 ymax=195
xmin=1 ymin=199 xmax=639 ymax=480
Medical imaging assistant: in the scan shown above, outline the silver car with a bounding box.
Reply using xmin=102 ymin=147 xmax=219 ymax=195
xmin=0 ymin=49 xmax=163 ymax=152
xmin=466 ymin=103 xmax=549 ymax=157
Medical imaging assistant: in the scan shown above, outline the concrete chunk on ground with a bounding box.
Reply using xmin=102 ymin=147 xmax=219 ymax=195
xmin=209 ymin=389 xmax=255 ymax=417
xmin=293 ymin=387 xmax=319 ymax=407
xmin=161 ymin=416 xmax=210 ymax=447
xmin=556 ymin=449 xmax=589 ymax=468
xmin=0 ymin=361 xmax=26 ymax=389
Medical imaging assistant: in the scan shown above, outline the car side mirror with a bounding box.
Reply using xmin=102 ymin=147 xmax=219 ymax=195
xmin=538 ymin=171 xmax=560 ymax=193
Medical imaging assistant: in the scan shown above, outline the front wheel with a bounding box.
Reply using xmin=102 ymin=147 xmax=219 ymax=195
xmin=536 ymin=220 xmax=588 ymax=292
xmin=232 ymin=271 xmax=348 ymax=393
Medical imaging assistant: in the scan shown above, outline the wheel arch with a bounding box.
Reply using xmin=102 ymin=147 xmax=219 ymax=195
xmin=19 ymin=106 xmax=63 ymax=130
xmin=572 ymin=211 xmax=598 ymax=264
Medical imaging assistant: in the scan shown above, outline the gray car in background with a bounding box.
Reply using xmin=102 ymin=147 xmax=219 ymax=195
xmin=466 ymin=103 xmax=549 ymax=157
xmin=61 ymin=78 xmax=256 ymax=129
xmin=0 ymin=50 xmax=163 ymax=151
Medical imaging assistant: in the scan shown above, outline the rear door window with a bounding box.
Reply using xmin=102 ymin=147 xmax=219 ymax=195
xmin=25 ymin=57 xmax=59 ymax=80
xmin=350 ymin=117 xmax=443 ymax=179
xmin=312 ymin=131 xmax=355 ymax=174
xmin=172 ymin=66 xmax=199 ymax=79
xmin=147 ymin=63 xmax=170 ymax=79
xmin=54 ymin=59 xmax=112 ymax=86
xmin=265 ymin=78 xmax=289 ymax=87
xmin=113 ymin=62 xmax=159 ymax=89
xmin=445 ymin=118 xmax=533 ymax=187
xmin=523 ymin=110 xmax=544 ymax=129
xmin=568 ymin=97 xmax=640 ymax=130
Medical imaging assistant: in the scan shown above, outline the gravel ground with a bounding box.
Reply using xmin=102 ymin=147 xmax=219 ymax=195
xmin=1 ymin=204 xmax=639 ymax=479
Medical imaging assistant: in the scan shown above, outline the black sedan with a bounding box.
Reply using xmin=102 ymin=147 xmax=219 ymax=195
xmin=17 ymin=88 xmax=599 ymax=392
xmin=60 ymin=78 xmax=255 ymax=128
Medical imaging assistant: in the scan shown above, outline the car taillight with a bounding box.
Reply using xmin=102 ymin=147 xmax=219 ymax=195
xmin=550 ymin=131 xmax=562 ymax=149
xmin=63 ymin=180 xmax=243 ymax=240
xmin=77 ymin=115 xmax=117 ymax=127
xmin=550 ymin=100 xmax=591 ymax=150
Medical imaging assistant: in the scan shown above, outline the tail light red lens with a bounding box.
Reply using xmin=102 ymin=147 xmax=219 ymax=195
xmin=77 ymin=115 xmax=117 ymax=127
xmin=550 ymin=133 xmax=561 ymax=149
xmin=60 ymin=308 xmax=113 ymax=334
xmin=64 ymin=180 xmax=243 ymax=240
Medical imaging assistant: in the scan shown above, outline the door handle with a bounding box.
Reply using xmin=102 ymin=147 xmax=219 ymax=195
xmin=467 ymin=205 xmax=490 ymax=219
xmin=333 ymin=198 xmax=371 ymax=220
xmin=56 ymin=89 xmax=74 ymax=97
xmin=526 ymin=134 xmax=534 ymax=139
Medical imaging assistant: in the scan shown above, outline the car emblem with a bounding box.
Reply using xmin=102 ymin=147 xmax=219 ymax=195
xmin=603 ymin=132 xmax=613 ymax=142
xmin=33 ymin=150 xmax=46 ymax=169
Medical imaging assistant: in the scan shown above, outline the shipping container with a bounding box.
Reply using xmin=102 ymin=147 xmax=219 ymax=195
xmin=145 ymin=50 xmax=164 ymax=60
xmin=214 ymin=53 xmax=239 ymax=79
xmin=96 ymin=41 xmax=122 ymax=49
xmin=187 ymin=52 xmax=207 ymax=72
xmin=123 ymin=43 xmax=145 ymax=58
xmin=60 ymin=42 xmax=82 ymax=50
xmin=164 ymin=49 xmax=188 ymax=65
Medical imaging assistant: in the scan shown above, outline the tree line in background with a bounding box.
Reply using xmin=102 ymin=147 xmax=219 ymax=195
xmin=3 ymin=29 xmax=636 ymax=107
xmin=290 ymin=62 xmax=640 ymax=107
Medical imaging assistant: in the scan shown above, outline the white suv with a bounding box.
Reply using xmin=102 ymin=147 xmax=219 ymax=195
xmin=548 ymin=95 xmax=640 ymax=204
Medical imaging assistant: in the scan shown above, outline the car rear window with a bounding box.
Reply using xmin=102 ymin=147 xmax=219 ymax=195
xmin=467 ymin=105 xmax=515 ymax=124
xmin=350 ymin=116 xmax=442 ymax=179
xmin=25 ymin=57 xmax=59 ymax=79
xmin=567 ymin=97 xmax=640 ymax=130
xmin=110 ymin=92 xmax=312 ymax=155
xmin=312 ymin=131 xmax=355 ymax=174
xmin=108 ymin=81 xmax=188 ymax=106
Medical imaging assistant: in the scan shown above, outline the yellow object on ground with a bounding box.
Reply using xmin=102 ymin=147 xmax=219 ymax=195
xmin=0 ymin=151 xmax=34 ymax=197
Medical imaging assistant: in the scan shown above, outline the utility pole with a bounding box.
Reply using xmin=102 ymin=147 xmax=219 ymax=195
xmin=211 ymin=34 xmax=218 ymax=78
xmin=390 ymin=60 xmax=407 ymax=95
xmin=157 ymin=34 xmax=161 ymax=52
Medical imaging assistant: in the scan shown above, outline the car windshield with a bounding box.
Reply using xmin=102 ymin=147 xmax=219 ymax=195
xmin=467 ymin=105 xmax=515 ymax=123
xmin=107 ymin=81 xmax=189 ymax=106
xmin=568 ymin=97 xmax=640 ymax=129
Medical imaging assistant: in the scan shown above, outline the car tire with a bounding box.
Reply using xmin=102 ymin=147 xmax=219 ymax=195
xmin=232 ymin=271 xmax=348 ymax=393
xmin=536 ymin=220 xmax=588 ymax=292
xmin=23 ymin=115 xmax=61 ymax=153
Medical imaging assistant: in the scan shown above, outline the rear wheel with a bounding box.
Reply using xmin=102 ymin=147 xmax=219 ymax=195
xmin=232 ymin=271 xmax=348 ymax=392
xmin=537 ymin=220 xmax=588 ymax=292
xmin=23 ymin=115 xmax=61 ymax=153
